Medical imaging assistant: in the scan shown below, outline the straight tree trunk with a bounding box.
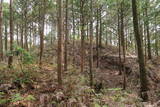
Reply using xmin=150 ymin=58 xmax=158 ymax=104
xmin=72 ymin=0 xmax=76 ymax=66
xmin=96 ymin=8 xmax=99 ymax=68
xmin=0 ymin=0 xmax=3 ymax=61
xmin=132 ymin=0 xmax=148 ymax=101
xmin=57 ymin=0 xmax=63 ymax=87
xmin=99 ymin=7 xmax=102 ymax=68
xmin=154 ymin=15 xmax=158 ymax=56
xmin=118 ymin=9 xmax=122 ymax=75
xmin=16 ymin=24 xmax=19 ymax=45
xmin=86 ymin=22 xmax=89 ymax=40
xmin=5 ymin=22 xmax=8 ymax=52
xmin=80 ymin=0 xmax=85 ymax=72
xmin=29 ymin=23 xmax=33 ymax=50
xmin=120 ymin=1 xmax=126 ymax=90
xmin=105 ymin=30 xmax=108 ymax=46
xmin=39 ymin=0 xmax=45 ymax=67
xmin=21 ymin=14 xmax=24 ymax=48
xmin=64 ymin=0 xmax=68 ymax=71
xmin=145 ymin=5 xmax=152 ymax=59
xmin=120 ymin=2 xmax=126 ymax=63
xmin=72 ymin=0 xmax=75 ymax=47
xmin=99 ymin=8 xmax=102 ymax=48
xmin=143 ymin=12 xmax=147 ymax=63
xmin=89 ymin=0 xmax=93 ymax=87
xmin=8 ymin=0 xmax=14 ymax=68
xmin=24 ymin=18 xmax=28 ymax=50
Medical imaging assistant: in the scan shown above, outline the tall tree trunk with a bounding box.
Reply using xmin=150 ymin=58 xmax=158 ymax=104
xmin=120 ymin=1 xmax=126 ymax=90
xmin=96 ymin=8 xmax=99 ymax=68
xmin=143 ymin=12 xmax=147 ymax=63
xmin=120 ymin=2 xmax=126 ymax=63
xmin=21 ymin=14 xmax=24 ymax=48
xmin=154 ymin=15 xmax=158 ymax=56
xmin=145 ymin=4 xmax=152 ymax=59
xmin=24 ymin=19 xmax=28 ymax=50
xmin=57 ymin=0 xmax=63 ymax=87
xmin=64 ymin=0 xmax=68 ymax=71
xmin=99 ymin=7 xmax=102 ymax=68
xmin=72 ymin=0 xmax=76 ymax=66
xmin=0 ymin=0 xmax=3 ymax=61
xmin=8 ymin=0 xmax=14 ymax=68
xmin=118 ymin=9 xmax=122 ymax=75
xmin=105 ymin=30 xmax=108 ymax=46
xmin=80 ymin=0 xmax=85 ymax=72
xmin=29 ymin=23 xmax=33 ymax=50
xmin=89 ymin=0 xmax=93 ymax=87
xmin=5 ymin=22 xmax=8 ymax=52
xmin=99 ymin=8 xmax=102 ymax=48
xmin=132 ymin=0 xmax=148 ymax=101
xmin=16 ymin=24 xmax=19 ymax=45
xmin=72 ymin=0 xmax=75 ymax=47
xmin=39 ymin=0 xmax=45 ymax=67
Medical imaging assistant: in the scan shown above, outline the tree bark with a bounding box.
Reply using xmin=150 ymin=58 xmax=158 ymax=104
xmin=0 ymin=0 xmax=3 ymax=61
xmin=8 ymin=0 xmax=14 ymax=68
xmin=99 ymin=7 xmax=102 ymax=48
xmin=16 ymin=24 xmax=19 ymax=45
xmin=132 ymin=0 xmax=148 ymax=101
xmin=118 ymin=9 xmax=122 ymax=75
xmin=80 ymin=0 xmax=85 ymax=72
xmin=39 ymin=0 xmax=45 ymax=67
xmin=64 ymin=0 xmax=69 ymax=71
xmin=89 ymin=0 xmax=93 ymax=87
xmin=5 ymin=22 xmax=8 ymax=52
xmin=145 ymin=4 xmax=152 ymax=59
xmin=96 ymin=8 xmax=99 ymax=68
xmin=120 ymin=2 xmax=126 ymax=63
xmin=154 ymin=14 xmax=158 ymax=56
xmin=72 ymin=0 xmax=75 ymax=47
xmin=21 ymin=14 xmax=24 ymax=48
xmin=57 ymin=0 xmax=63 ymax=87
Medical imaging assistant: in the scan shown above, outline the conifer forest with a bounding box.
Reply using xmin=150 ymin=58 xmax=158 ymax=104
xmin=0 ymin=0 xmax=160 ymax=106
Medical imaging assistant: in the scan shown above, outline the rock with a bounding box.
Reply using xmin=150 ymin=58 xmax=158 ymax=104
xmin=55 ymin=92 xmax=64 ymax=102
xmin=0 ymin=84 xmax=14 ymax=93
xmin=40 ymin=94 xmax=50 ymax=106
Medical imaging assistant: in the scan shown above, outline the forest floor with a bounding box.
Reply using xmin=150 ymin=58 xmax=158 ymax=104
xmin=0 ymin=43 xmax=160 ymax=107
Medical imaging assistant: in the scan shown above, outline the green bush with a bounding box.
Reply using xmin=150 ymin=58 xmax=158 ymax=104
xmin=6 ymin=45 xmax=34 ymax=65
xmin=0 ymin=92 xmax=36 ymax=105
xmin=12 ymin=71 xmax=33 ymax=85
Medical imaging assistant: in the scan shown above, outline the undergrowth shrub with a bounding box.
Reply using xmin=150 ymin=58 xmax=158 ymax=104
xmin=12 ymin=71 xmax=33 ymax=85
xmin=6 ymin=45 xmax=34 ymax=67
xmin=0 ymin=92 xmax=36 ymax=105
xmin=6 ymin=45 xmax=37 ymax=88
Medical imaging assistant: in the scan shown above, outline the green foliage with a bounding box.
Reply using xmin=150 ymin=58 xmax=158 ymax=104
xmin=84 ymin=88 xmax=95 ymax=94
xmin=14 ymin=45 xmax=34 ymax=65
xmin=0 ymin=92 xmax=8 ymax=104
xmin=6 ymin=45 xmax=34 ymax=65
xmin=0 ymin=92 xmax=5 ymax=97
xmin=0 ymin=99 xmax=9 ymax=105
xmin=94 ymin=103 xmax=109 ymax=107
xmin=95 ymin=103 xmax=101 ymax=107
xmin=10 ymin=93 xmax=36 ymax=103
xmin=0 ymin=92 xmax=36 ymax=105
xmin=110 ymin=93 xmax=122 ymax=102
xmin=12 ymin=70 xmax=33 ymax=85
xmin=107 ymin=88 xmax=122 ymax=91
xmin=10 ymin=93 xmax=23 ymax=102
xmin=6 ymin=45 xmax=33 ymax=64
xmin=3 ymin=2 xmax=10 ymax=23
xmin=24 ymin=95 xmax=36 ymax=101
